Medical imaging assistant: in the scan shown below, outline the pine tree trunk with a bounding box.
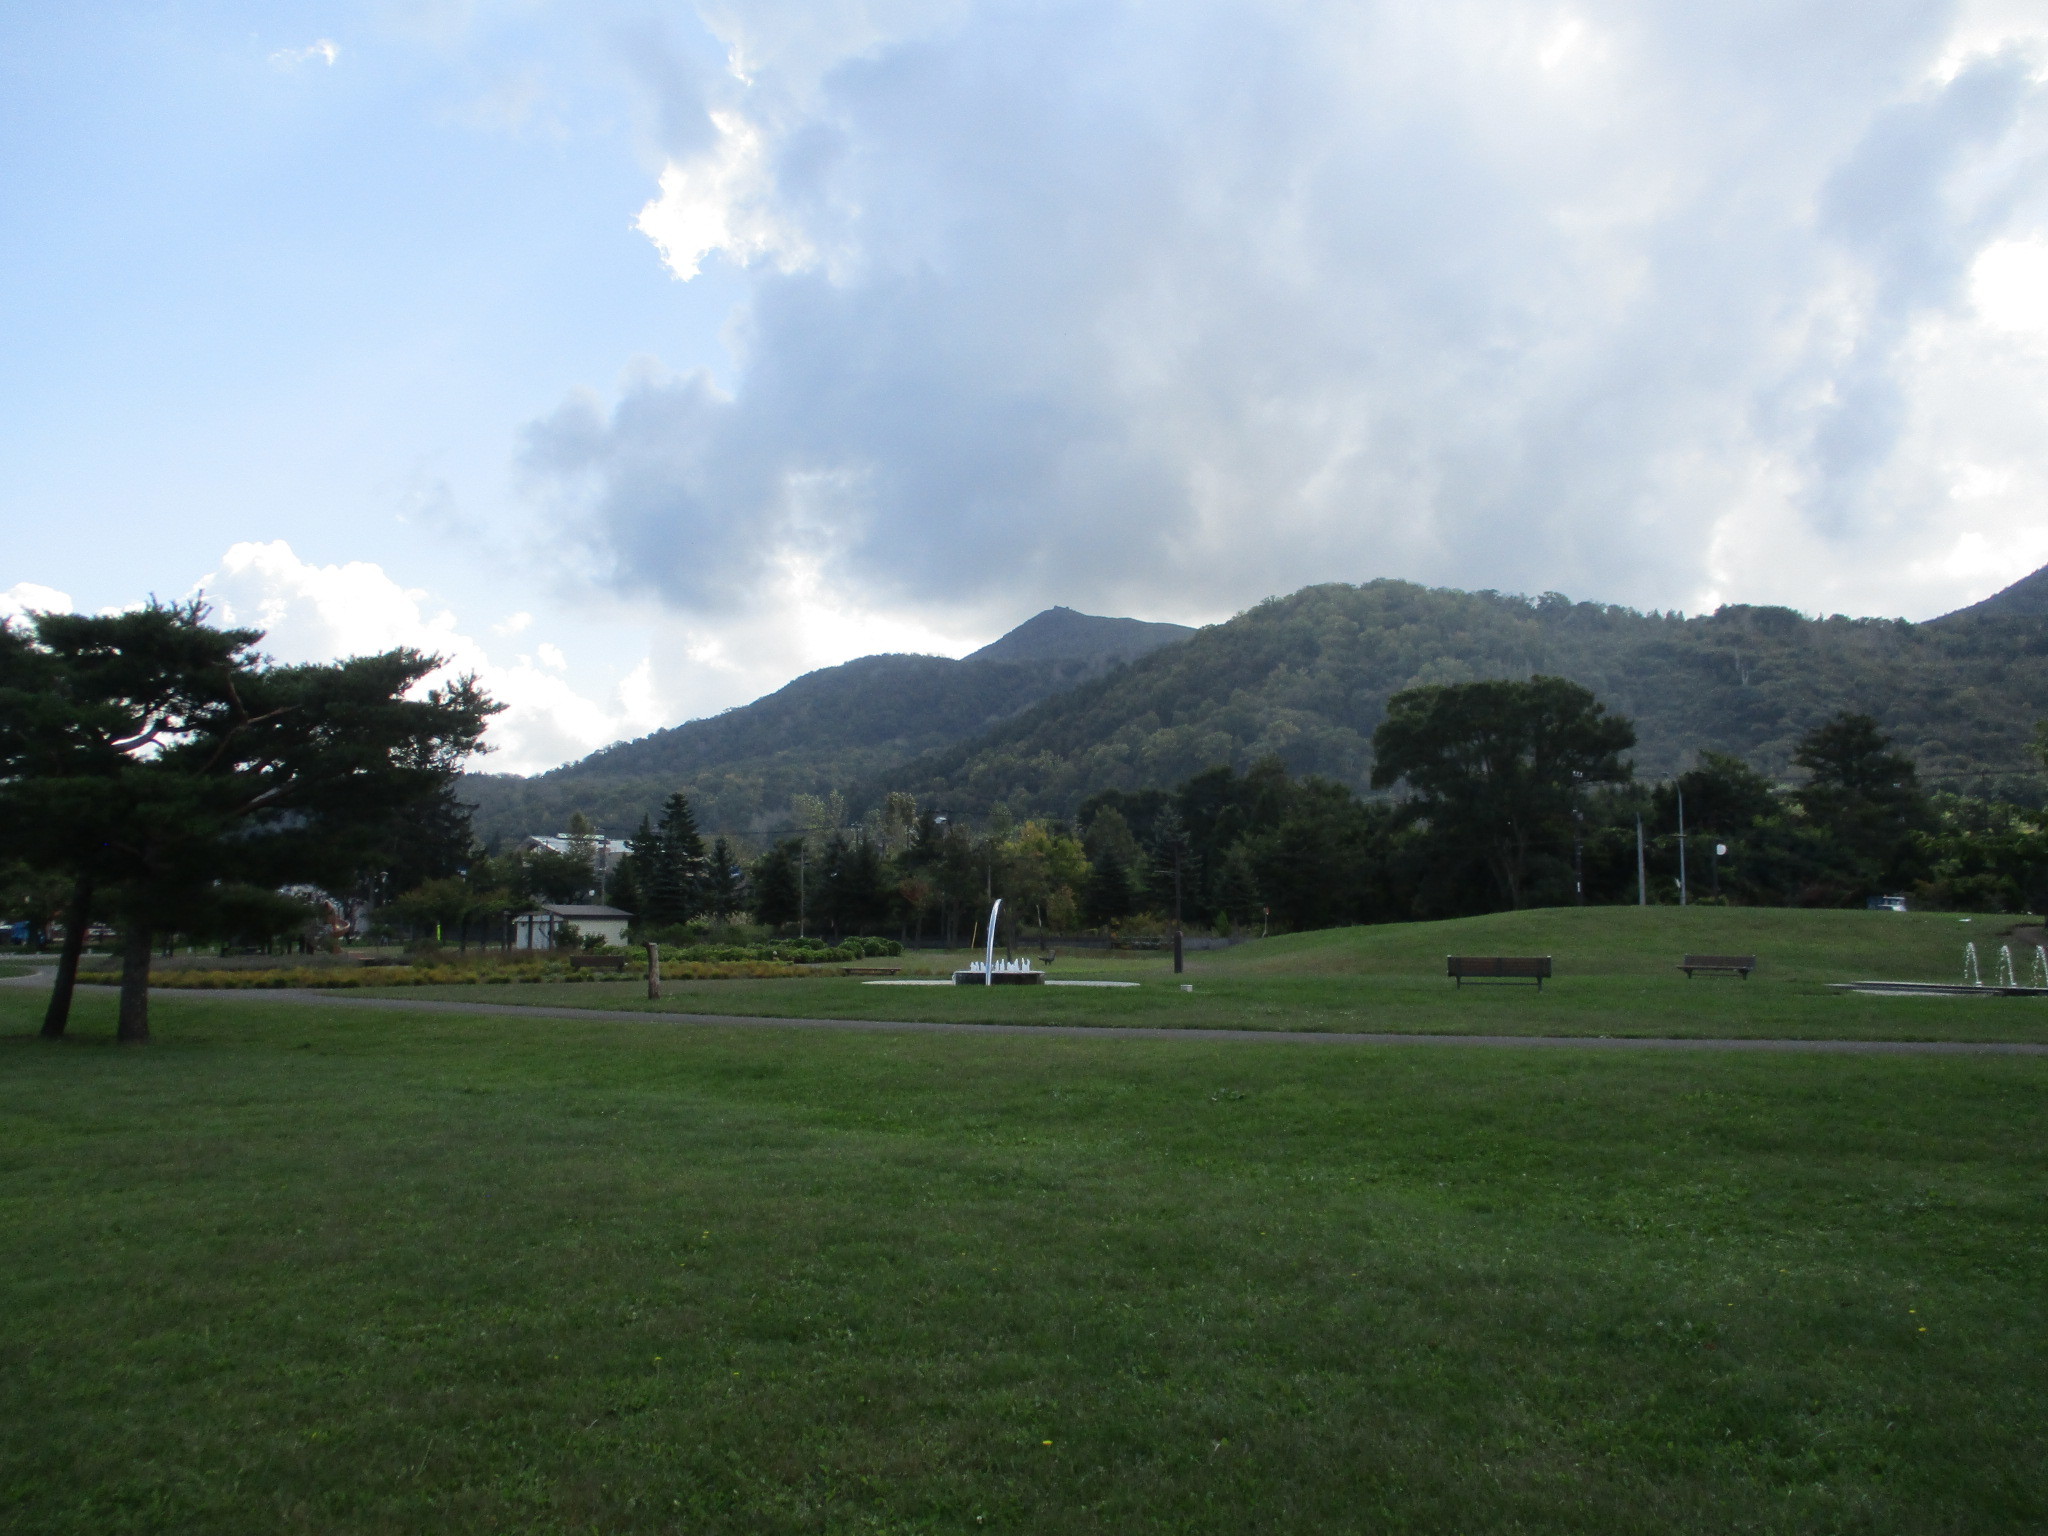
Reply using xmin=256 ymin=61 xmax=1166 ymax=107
xmin=117 ymin=921 xmax=153 ymax=1044
xmin=40 ymin=877 xmax=92 ymax=1040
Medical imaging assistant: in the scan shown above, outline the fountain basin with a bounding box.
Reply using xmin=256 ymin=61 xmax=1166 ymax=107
xmin=953 ymin=968 xmax=1046 ymax=985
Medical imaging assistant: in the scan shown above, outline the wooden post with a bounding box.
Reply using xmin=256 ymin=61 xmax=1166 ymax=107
xmin=646 ymin=941 xmax=661 ymax=1000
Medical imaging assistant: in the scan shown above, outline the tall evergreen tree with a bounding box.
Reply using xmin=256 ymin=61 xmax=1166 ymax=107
xmin=1149 ymin=806 xmax=1196 ymax=924
xmin=749 ymin=838 xmax=804 ymax=929
xmin=813 ymin=831 xmax=852 ymax=936
xmin=839 ymin=835 xmax=888 ymax=933
xmin=640 ymin=792 xmax=707 ymax=927
xmin=613 ymin=814 xmax=659 ymax=923
xmin=703 ymin=835 xmax=743 ymax=921
xmin=1081 ymin=851 xmax=1137 ymax=926
xmin=1212 ymin=842 xmax=1262 ymax=930
xmin=1792 ymin=713 xmax=1932 ymax=897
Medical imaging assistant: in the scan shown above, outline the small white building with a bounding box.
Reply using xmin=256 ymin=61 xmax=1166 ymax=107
xmin=512 ymin=903 xmax=634 ymax=949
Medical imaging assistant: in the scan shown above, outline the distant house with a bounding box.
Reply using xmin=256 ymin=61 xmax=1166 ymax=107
xmin=521 ymin=833 xmax=632 ymax=901
xmin=513 ymin=903 xmax=633 ymax=949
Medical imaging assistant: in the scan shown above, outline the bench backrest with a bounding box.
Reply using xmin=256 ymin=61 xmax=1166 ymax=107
xmin=1681 ymin=954 xmax=1757 ymax=968
xmin=1446 ymin=955 xmax=1552 ymax=978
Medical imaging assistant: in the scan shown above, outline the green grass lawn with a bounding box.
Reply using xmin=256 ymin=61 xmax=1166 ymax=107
xmin=3 ymin=983 xmax=2044 ymax=1533
xmin=356 ymin=907 xmax=2048 ymax=1044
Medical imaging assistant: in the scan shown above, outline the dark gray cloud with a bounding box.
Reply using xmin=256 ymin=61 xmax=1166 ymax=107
xmin=525 ymin=1 xmax=2048 ymax=625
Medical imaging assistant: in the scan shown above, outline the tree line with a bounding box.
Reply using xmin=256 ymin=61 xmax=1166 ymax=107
xmin=532 ymin=676 xmax=2048 ymax=943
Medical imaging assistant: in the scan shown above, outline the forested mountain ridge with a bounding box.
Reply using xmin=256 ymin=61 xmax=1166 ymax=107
xmin=1931 ymin=562 xmax=2048 ymax=622
xmin=460 ymin=608 xmax=1194 ymax=842
xmin=965 ymin=607 xmax=1194 ymax=663
xmin=861 ymin=578 xmax=2048 ymax=820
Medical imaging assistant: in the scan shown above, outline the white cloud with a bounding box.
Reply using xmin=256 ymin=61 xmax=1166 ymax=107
xmin=525 ymin=0 xmax=2048 ymax=628
xmin=1972 ymin=238 xmax=2048 ymax=334
xmin=198 ymin=541 xmax=666 ymax=775
xmin=269 ymin=39 xmax=339 ymax=69
xmin=635 ymin=110 xmax=814 ymax=280
xmin=0 ymin=583 xmax=74 ymax=622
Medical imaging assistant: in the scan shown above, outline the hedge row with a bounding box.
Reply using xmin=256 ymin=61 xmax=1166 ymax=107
xmin=81 ymin=960 xmax=819 ymax=989
xmin=657 ymin=937 xmax=903 ymax=963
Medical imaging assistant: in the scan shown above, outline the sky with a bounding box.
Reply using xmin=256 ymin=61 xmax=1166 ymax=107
xmin=4 ymin=1 xmax=2048 ymax=774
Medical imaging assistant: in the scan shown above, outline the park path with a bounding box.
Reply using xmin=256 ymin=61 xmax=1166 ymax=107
xmin=7 ymin=971 xmax=2047 ymax=1055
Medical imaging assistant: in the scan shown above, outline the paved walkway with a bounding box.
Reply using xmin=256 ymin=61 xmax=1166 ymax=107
xmin=9 ymin=971 xmax=2047 ymax=1055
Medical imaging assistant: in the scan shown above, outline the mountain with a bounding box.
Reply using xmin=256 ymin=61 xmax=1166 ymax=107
xmin=859 ymin=576 xmax=2048 ymax=820
xmin=965 ymin=607 xmax=1194 ymax=664
xmin=460 ymin=607 xmax=1193 ymax=843
xmin=1931 ymin=564 xmax=2048 ymax=623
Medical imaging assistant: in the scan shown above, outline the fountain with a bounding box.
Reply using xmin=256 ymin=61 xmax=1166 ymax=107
xmin=954 ymin=899 xmax=1046 ymax=985
xmin=1833 ymin=938 xmax=2048 ymax=997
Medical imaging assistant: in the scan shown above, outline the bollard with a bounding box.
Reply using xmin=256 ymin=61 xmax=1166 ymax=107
xmin=646 ymin=941 xmax=661 ymax=1000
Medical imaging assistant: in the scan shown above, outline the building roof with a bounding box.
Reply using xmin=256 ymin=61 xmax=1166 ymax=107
xmin=537 ymin=904 xmax=633 ymax=919
xmin=523 ymin=834 xmax=632 ymax=856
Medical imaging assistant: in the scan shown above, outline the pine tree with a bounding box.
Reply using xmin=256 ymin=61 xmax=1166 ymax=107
xmin=1213 ymin=842 xmax=1261 ymax=930
xmin=1149 ymin=806 xmax=1196 ymax=924
xmin=621 ymin=814 xmax=664 ymax=924
xmin=703 ymin=836 xmax=743 ymax=920
xmin=749 ymin=839 xmax=803 ymax=929
xmin=1082 ymin=852 xmax=1136 ymax=926
xmin=646 ymin=792 xmax=708 ymax=927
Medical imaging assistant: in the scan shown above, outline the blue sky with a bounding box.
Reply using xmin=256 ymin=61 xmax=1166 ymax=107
xmin=6 ymin=3 xmax=2048 ymax=772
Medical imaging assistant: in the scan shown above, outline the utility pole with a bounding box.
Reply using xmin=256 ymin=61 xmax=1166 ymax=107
xmin=1635 ymin=815 xmax=1647 ymax=906
xmin=1171 ymin=842 xmax=1185 ymax=974
xmin=1572 ymin=809 xmax=1585 ymax=905
xmin=1677 ymin=786 xmax=1688 ymax=907
xmin=798 ymin=845 xmax=806 ymax=939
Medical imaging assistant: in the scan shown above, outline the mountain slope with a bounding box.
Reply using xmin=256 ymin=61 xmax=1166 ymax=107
xmin=860 ymin=578 xmax=2048 ymax=819
xmin=461 ymin=608 xmax=1193 ymax=841
xmin=965 ymin=607 xmax=1193 ymax=664
xmin=1931 ymin=564 xmax=2048 ymax=622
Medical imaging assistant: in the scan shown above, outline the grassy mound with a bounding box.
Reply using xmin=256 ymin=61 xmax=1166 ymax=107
xmin=343 ymin=907 xmax=2048 ymax=1044
xmin=1210 ymin=905 xmax=2023 ymax=984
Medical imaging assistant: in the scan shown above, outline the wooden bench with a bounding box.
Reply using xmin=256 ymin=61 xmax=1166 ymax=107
xmin=569 ymin=953 xmax=628 ymax=971
xmin=842 ymin=966 xmax=902 ymax=976
xmin=1679 ymin=953 xmax=1757 ymax=980
xmin=1447 ymin=956 xmax=1552 ymax=989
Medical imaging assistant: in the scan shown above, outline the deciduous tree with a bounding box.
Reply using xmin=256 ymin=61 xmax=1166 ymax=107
xmin=1372 ymin=676 xmax=1635 ymax=910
